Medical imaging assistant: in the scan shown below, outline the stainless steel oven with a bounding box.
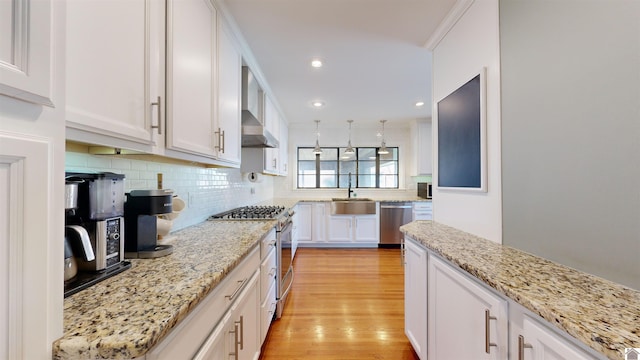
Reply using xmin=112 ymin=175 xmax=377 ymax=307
xmin=276 ymin=217 xmax=294 ymax=319
xmin=209 ymin=205 xmax=294 ymax=319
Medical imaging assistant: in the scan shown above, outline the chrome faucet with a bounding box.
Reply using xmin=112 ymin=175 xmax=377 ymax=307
xmin=348 ymin=172 xmax=354 ymax=198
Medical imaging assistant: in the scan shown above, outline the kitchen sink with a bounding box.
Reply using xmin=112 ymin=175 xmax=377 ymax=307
xmin=331 ymin=198 xmax=373 ymax=202
xmin=331 ymin=198 xmax=376 ymax=215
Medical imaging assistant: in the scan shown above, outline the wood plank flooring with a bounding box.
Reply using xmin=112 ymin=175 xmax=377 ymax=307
xmin=259 ymin=248 xmax=419 ymax=360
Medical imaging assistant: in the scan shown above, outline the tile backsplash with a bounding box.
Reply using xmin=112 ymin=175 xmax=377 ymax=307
xmin=65 ymin=151 xmax=274 ymax=231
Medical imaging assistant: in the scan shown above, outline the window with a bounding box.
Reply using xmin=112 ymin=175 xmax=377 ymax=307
xmin=297 ymin=147 xmax=398 ymax=188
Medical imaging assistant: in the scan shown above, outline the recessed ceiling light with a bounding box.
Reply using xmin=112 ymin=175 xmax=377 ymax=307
xmin=311 ymin=59 xmax=323 ymax=68
xmin=415 ymin=101 xmax=425 ymax=107
xmin=312 ymin=101 xmax=325 ymax=108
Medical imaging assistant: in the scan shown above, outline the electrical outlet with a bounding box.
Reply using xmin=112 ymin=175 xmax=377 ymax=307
xmin=188 ymin=192 xmax=194 ymax=207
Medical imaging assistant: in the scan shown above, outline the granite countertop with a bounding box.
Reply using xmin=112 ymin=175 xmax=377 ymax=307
xmin=400 ymin=221 xmax=640 ymax=360
xmin=53 ymin=220 xmax=277 ymax=360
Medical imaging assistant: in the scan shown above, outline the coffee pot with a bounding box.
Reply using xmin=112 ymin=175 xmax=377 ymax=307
xmin=64 ymin=172 xmax=131 ymax=297
xmin=124 ymin=189 xmax=174 ymax=258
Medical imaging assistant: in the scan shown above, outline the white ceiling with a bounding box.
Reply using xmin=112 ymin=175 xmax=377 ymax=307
xmin=221 ymin=0 xmax=457 ymax=127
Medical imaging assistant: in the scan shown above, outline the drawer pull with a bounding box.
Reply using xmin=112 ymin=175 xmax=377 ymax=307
xmin=236 ymin=315 xmax=244 ymax=350
xmin=151 ymin=96 xmax=162 ymax=135
xmin=485 ymin=309 xmax=497 ymax=353
xmin=226 ymin=278 xmax=248 ymax=301
xmin=268 ymin=267 xmax=277 ymax=277
xmin=230 ymin=323 xmax=239 ymax=358
xmin=518 ymin=335 xmax=533 ymax=360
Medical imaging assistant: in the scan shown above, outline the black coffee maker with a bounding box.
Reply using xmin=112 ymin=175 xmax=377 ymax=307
xmin=124 ymin=189 xmax=174 ymax=258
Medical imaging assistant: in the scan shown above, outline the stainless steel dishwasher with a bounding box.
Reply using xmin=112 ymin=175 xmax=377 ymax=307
xmin=379 ymin=202 xmax=413 ymax=248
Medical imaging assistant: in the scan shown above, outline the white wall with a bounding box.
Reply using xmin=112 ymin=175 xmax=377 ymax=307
xmin=65 ymin=150 xmax=274 ymax=231
xmin=273 ymin=121 xmax=425 ymax=199
xmin=500 ymin=0 xmax=640 ymax=290
xmin=431 ymin=0 xmax=502 ymax=242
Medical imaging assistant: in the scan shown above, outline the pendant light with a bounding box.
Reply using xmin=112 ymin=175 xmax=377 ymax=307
xmin=344 ymin=120 xmax=355 ymax=154
xmin=378 ymin=119 xmax=389 ymax=155
xmin=312 ymin=120 xmax=323 ymax=155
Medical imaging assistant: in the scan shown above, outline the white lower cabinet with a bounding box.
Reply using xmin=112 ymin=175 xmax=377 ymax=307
xmin=428 ymin=254 xmax=508 ymax=360
xmin=294 ymin=203 xmax=313 ymax=243
xmin=403 ymin=238 xmax=428 ymax=360
xmin=403 ymin=236 xmax=603 ymax=360
xmin=259 ymin=230 xmax=277 ymax=343
xmin=195 ymin=272 xmax=260 ymax=360
xmin=296 ymin=202 xmax=327 ymax=246
xmin=146 ymin=247 xmax=261 ymax=360
xmin=509 ymin=301 xmax=600 ymax=360
xmin=327 ymin=215 xmax=378 ymax=244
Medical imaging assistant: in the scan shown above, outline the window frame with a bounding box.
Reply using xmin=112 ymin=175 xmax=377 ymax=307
xmin=296 ymin=146 xmax=399 ymax=189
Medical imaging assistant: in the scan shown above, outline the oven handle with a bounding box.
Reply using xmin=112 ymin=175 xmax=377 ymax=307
xmin=280 ymin=266 xmax=295 ymax=300
xmin=279 ymin=218 xmax=293 ymax=233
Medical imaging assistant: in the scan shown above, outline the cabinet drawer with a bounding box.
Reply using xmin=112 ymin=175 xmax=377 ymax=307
xmin=413 ymin=211 xmax=432 ymax=221
xmin=260 ymin=247 xmax=277 ymax=300
xmin=261 ymin=228 xmax=277 ymax=259
xmin=146 ymin=247 xmax=260 ymax=360
xmin=260 ymin=280 xmax=277 ymax=344
xmin=413 ymin=202 xmax=432 ymax=211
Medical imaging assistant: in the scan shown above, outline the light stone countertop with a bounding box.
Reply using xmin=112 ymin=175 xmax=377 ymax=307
xmin=400 ymin=220 xmax=640 ymax=360
xmin=52 ymin=220 xmax=277 ymax=360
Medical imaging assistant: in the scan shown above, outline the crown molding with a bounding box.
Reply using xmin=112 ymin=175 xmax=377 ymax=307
xmin=424 ymin=0 xmax=475 ymax=50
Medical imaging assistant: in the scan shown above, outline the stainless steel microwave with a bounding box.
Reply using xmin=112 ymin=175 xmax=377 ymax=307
xmin=417 ymin=182 xmax=432 ymax=199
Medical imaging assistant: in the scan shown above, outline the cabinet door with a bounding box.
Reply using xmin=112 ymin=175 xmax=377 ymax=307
xmin=279 ymin=117 xmax=289 ymax=175
xmin=166 ymin=0 xmax=216 ymax=157
xmin=327 ymin=216 xmax=352 ymax=242
xmin=354 ymin=216 xmax=378 ymax=242
xmin=0 ymin=132 xmax=61 ymax=360
xmin=0 ymin=0 xmax=54 ymax=106
xmin=66 ymin=0 xmax=162 ymax=147
xmin=263 ymin=95 xmax=280 ymax=174
xmin=517 ymin=315 xmax=597 ymax=360
xmin=215 ymin=19 xmax=242 ymax=165
xmin=312 ymin=203 xmax=327 ymax=242
xmin=193 ymin=311 xmax=231 ymax=360
xmin=428 ymin=254 xmax=508 ymax=360
xmin=417 ymin=120 xmax=432 ymax=175
xmin=404 ymin=238 xmax=428 ymax=360
xmin=295 ymin=204 xmax=312 ymax=243
xmin=233 ymin=272 xmax=260 ymax=360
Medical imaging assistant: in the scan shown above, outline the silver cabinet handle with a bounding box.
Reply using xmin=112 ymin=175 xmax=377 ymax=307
xmin=225 ymin=279 xmax=248 ymax=301
xmin=400 ymin=241 xmax=405 ymax=266
xmin=151 ymin=96 xmax=162 ymax=135
xmin=238 ymin=315 xmax=244 ymax=350
xmin=214 ymin=128 xmax=225 ymax=153
xmin=485 ymin=309 xmax=497 ymax=353
xmin=268 ymin=267 xmax=277 ymax=277
xmin=518 ymin=335 xmax=532 ymax=360
xmin=273 ymin=157 xmax=277 ymax=169
xmin=230 ymin=322 xmax=239 ymax=358
xmin=220 ymin=129 xmax=225 ymax=153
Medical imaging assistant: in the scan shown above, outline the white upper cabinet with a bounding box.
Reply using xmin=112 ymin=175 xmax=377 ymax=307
xmin=279 ymin=116 xmax=289 ymax=175
xmin=165 ymin=0 xmax=217 ymax=157
xmin=65 ymin=0 xmax=243 ymax=167
xmin=263 ymin=94 xmax=280 ymax=174
xmin=412 ymin=119 xmax=432 ymax=175
xmin=0 ymin=0 xmax=54 ymax=106
xmin=65 ymin=0 xmax=164 ymax=150
xmin=215 ymin=19 xmax=242 ymax=165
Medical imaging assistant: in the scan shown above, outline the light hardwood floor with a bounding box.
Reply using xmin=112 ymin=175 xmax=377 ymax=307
xmin=259 ymin=248 xmax=419 ymax=360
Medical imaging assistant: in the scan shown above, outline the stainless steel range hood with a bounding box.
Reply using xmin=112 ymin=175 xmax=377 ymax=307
xmin=241 ymin=66 xmax=279 ymax=148
xmin=242 ymin=113 xmax=279 ymax=148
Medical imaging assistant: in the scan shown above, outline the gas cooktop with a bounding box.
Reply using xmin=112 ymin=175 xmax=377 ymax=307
xmin=209 ymin=205 xmax=287 ymax=220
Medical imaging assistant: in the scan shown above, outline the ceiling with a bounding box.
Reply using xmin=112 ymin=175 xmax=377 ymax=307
xmin=221 ymin=0 xmax=457 ymax=127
